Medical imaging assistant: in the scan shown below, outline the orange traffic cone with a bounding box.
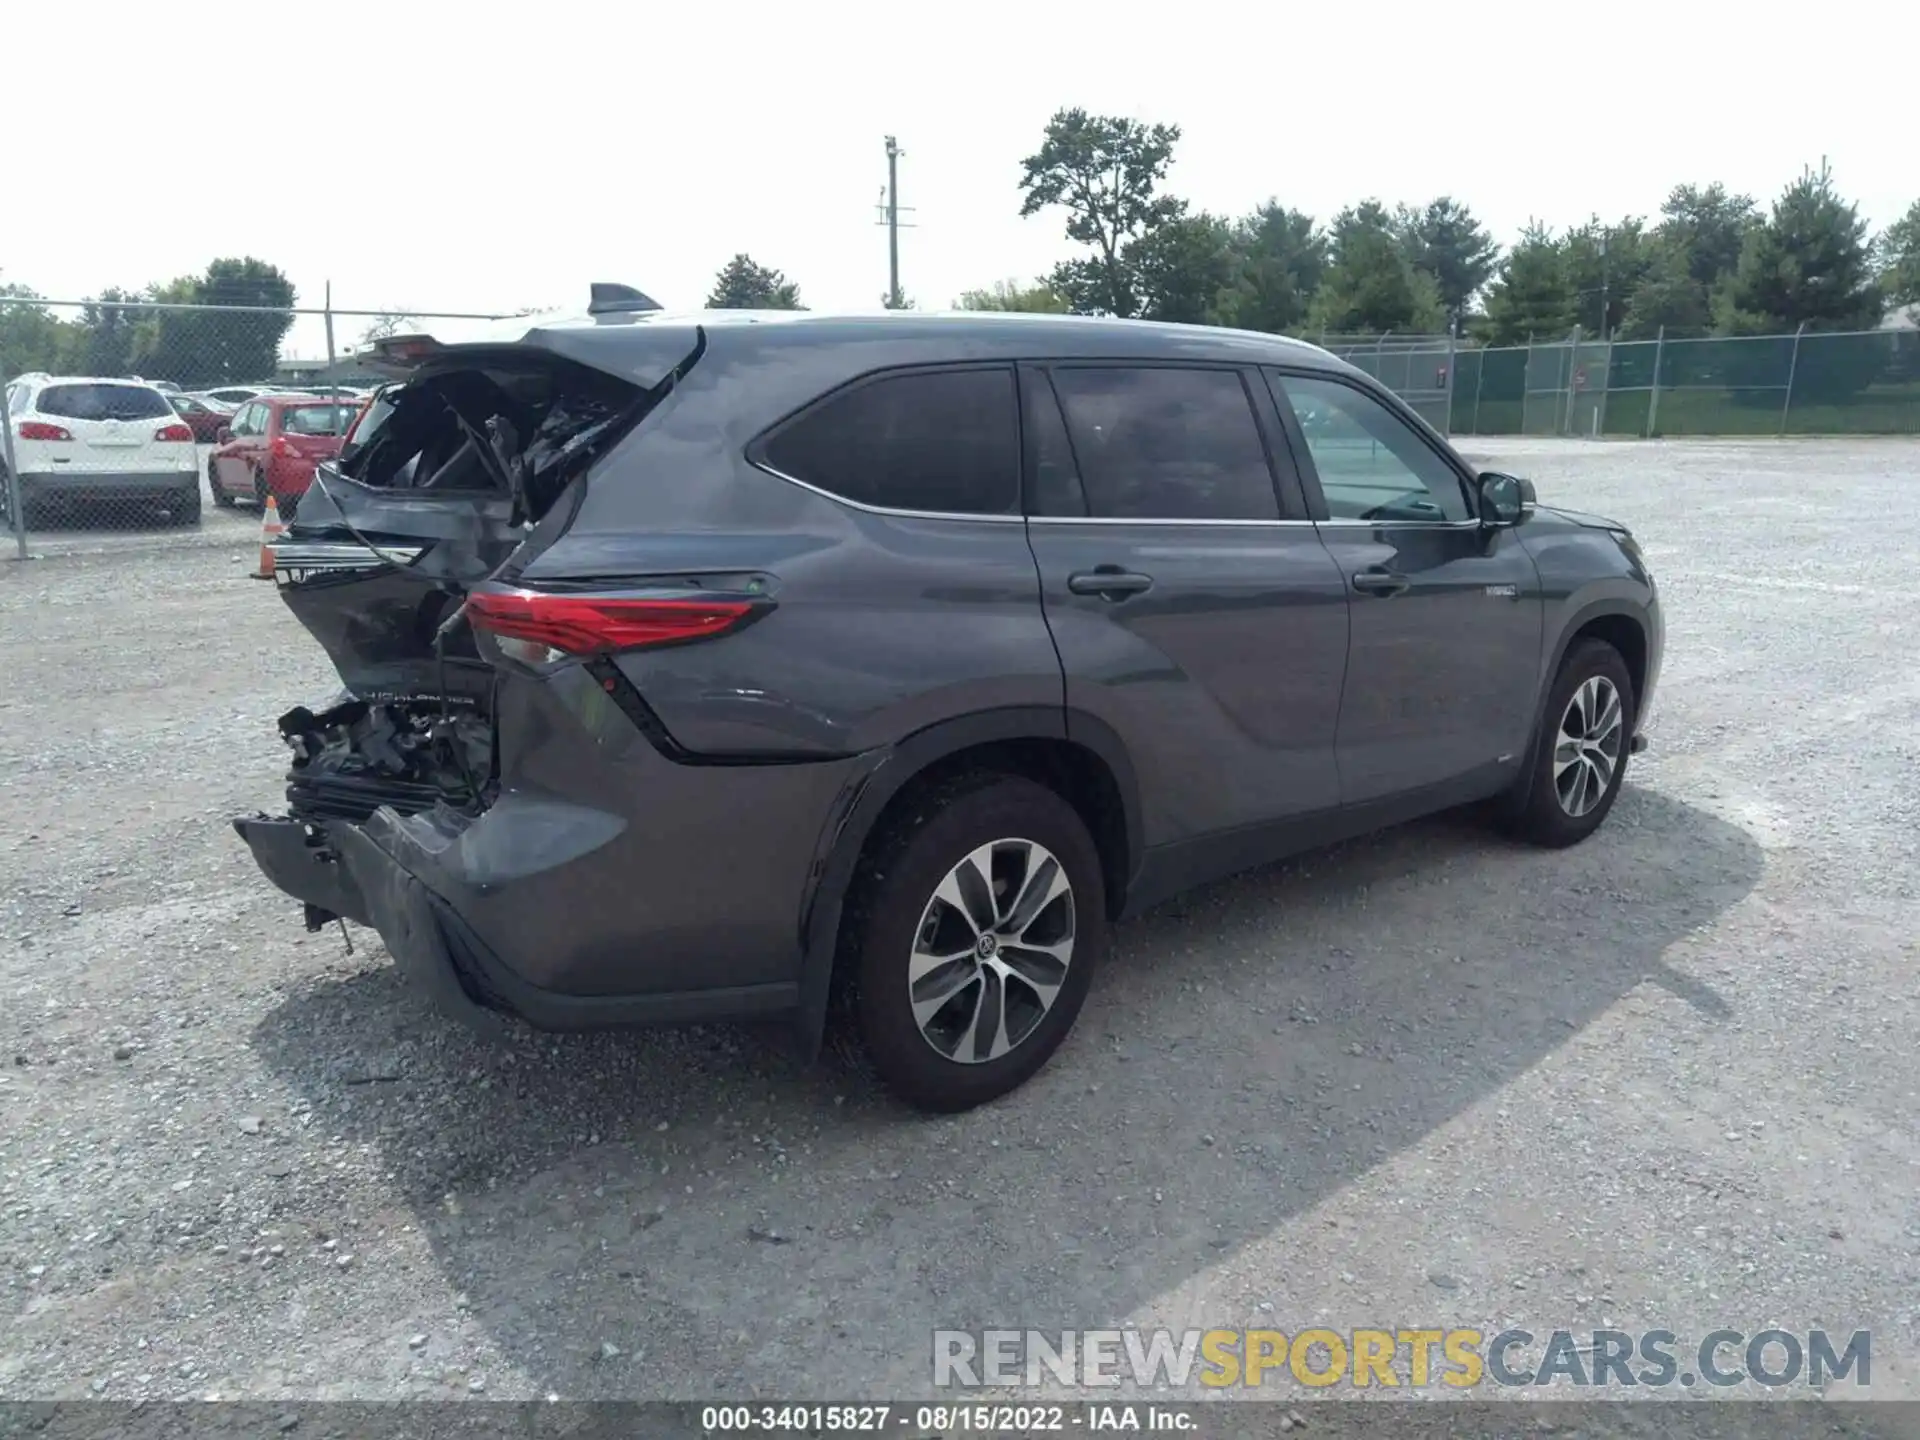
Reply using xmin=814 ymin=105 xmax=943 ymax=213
xmin=252 ymin=495 xmax=286 ymax=580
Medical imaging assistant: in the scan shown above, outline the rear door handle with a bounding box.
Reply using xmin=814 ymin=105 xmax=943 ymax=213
xmin=1068 ymin=567 xmax=1154 ymax=600
xmin=1352 ymin=569 xmax=1410 ymax=597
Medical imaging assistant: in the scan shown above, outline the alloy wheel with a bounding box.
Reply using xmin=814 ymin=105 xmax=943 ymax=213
xmin=908 ymin=837 xmax=1076 ymax=1065
xmin=1553 ymin=675 xmax=1624 ymax=818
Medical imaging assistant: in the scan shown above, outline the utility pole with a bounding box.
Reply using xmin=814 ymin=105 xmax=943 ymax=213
xmin=1597 ymin=227 xmax=1609 ymax=339
xmin=876 ymin=136 xmax=916 ymax=308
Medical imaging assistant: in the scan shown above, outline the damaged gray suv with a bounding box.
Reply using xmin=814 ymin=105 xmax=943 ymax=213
xmin=235 ymin=286 xmax=1662 ymax=1112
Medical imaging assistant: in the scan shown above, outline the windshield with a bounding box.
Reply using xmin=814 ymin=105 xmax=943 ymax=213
xmin=37 ymin=384 xmax=174 ymax=422
xmin=280 ymin=404 xmax=357 ymax=437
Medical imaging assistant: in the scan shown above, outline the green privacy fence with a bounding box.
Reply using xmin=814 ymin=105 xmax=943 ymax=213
xmin=1322 ymin=327 xmax=1920 ymax=439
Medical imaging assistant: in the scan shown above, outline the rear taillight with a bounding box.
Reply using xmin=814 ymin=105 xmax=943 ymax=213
xmin=18 ymin=421 xmax=72 ymax=441
xmin=466 ymin=588 xmax=758 ymax=660
xmin=155 ymin=423 xmax=194 ymax=442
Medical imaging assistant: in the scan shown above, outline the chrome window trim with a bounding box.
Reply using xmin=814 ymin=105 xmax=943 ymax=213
xmin=1025 ymin=513 xmax=1317 ymax=528
xmin=750 ymin=461 xmax=1026 ymax=524
xmin=1314 ymin=517 xmax=1484 ymax=531
xmin=753 ymin=462 xmax=1488 ymax=532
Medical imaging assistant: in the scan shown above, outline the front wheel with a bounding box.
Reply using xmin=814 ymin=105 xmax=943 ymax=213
xmin=847 ymin=773 xmax=1106 ymax=1112
xmin=1502 ymin=638 xmax=1635 ymax=848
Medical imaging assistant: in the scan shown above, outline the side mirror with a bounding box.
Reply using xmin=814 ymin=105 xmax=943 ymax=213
xmin=215 ymin=427 xmax=232 ymax=444
xmin=1476 ymin=470 xmax=1535 ymax=526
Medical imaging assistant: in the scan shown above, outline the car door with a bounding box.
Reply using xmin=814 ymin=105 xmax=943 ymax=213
xmin=1021 ymin=362 xmax=1351 ymax=873
xmin=1266 ymin=368 xmax=1543 ymax=807
xmin=213 ymin=403 xmax=258 ymax=495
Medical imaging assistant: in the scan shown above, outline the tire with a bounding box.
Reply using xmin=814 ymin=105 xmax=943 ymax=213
xmin=1502 ymin=638 xmax=1635 ymax=848
xmin=171 ymin=486 xmax=202 ymax=527
xmin=845 ymin=772 xmax=1107 ymax=1112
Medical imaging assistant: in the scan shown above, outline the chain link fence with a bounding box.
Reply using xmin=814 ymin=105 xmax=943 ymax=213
xmin=1 ymin=297 xmax=507 ymax=556
xmin=1317 ymin=333 xmax=1458 ymax=435
xmin=1440 ymin=326 xmax=1920 ymax=440
xmin=1319 ymin=326 xmax=1920 ymax=441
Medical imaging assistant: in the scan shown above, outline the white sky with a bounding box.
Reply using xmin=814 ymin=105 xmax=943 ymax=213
xmin=8 ymin=0 xmax=1916 ymax=359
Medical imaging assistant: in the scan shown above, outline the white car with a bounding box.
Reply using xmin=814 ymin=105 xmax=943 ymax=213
xmin=3 ymin=374 xmax=202 ymax=525
xmin=199 ymin=385 xmax=270 ymax=407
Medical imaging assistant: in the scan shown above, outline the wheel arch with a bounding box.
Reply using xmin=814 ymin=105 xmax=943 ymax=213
xmin=792 ymin=705 xmax=1141 ymax=1058
xmin=1511 ymin=598 xmax=1651 ymax=813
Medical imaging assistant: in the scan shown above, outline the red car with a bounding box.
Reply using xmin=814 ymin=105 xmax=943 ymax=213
xmin=209 ymin=395 xmax=359 ymax=513
xmin=167 ymin=393 xmax=231 ymax=443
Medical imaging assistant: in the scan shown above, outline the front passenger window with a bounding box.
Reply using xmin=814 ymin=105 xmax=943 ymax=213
xmin=1272 ymin=373 xmax=1472 ymax=523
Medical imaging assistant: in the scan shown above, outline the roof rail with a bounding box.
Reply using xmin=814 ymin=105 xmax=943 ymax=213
xmin=587 ymin=282 xmax=663 ymax=316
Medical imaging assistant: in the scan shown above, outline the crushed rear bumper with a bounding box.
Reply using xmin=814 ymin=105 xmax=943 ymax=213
xmin=320 ymin=801 xmax=807 ymax=1034
xmin=231 ymin=814 xmax=370 ymax=929
xmin=327 ymin=819 xmax=510 ymax=1035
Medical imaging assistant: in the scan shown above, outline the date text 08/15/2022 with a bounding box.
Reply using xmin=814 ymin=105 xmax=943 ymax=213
xmin=699 ymin=1403 xmax=1195 ymax=1433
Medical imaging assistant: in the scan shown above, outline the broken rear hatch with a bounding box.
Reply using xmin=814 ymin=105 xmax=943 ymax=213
xmin=233 ymin=300 xmax=705 ymax=929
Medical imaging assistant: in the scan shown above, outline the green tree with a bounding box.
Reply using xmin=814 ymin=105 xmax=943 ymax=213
xmin=1478 ymin=224 xmax=1577 ymax=344
xmin=706 ymin=254 xmax=803 ymax=309
xmin=1715 ymin=162 xmax=1881 ymax=334
xmin=1218 ymin=203 xmax=1326 ymax=335
xmin=1657 ymin=183 xmax=1758 ymax=291
xmin=72 ymin=288 xmax=146 ymax=376
xmin=1395 ymin=197 xmax=1499 ymax=330
xmin=1309 ymin=201 xmax=1444 ymax=335
xmin=1128 ymin=212 xmax=1241 ymax=325
xmin=195 ymin=257 xmax=296 ymax=381
xmin=0 ymin=280 xmax=71 ymax=375
xmin=1018 ymin=108 xmax=1184 ymax=318
xmin=1618 ymin=240 xmax=1712 ymax=339
xmin=1878 ymin=198 xmax=1920 ymax=310
xmin=954 ymin=279 xmax=1071 ymax=313
xmin=128 ymin=276 xmax=212 ymax=385
xmin=1563 ymin=216 xmax=1652 ymax=337
xmin=1621 ymin=186 xmax=1758 ymax=339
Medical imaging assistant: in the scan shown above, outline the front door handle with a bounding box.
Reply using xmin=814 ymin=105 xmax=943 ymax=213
xmin=1068 ymin=566 xmax=1154 ymax=600
xmin=1352 ymin=568 xmax=1410 ymax=597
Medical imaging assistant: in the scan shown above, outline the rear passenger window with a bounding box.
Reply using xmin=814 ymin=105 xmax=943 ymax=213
xmin=1048 ymin=366 xmax=1279 ymax=521
xmin=761 ymin=366 xmax=1019 ymax=515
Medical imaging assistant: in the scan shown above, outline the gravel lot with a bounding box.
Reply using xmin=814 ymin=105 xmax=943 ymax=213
xmin=3 ymin=438 xmax=1918 ymax=1421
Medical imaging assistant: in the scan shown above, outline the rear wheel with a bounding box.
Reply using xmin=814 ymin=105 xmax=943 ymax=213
xmin=1502 ymin=638 xmax=1635 ymax=848
xmin=170 ymin=485 xmax=202 ymax=527
xmin=846 ymin=773 xmax=1106 ymax=1112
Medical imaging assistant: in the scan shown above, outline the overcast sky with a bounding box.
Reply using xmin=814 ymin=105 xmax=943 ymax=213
xmin=8 ymin=0 xmax=1915 ymax=358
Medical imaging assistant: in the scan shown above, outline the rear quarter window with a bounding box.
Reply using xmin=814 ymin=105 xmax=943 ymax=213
xmin=280 ymin=404 xmax=354 ymax=436
xmin=35 ymin=384 xmax=174 ymax=422
xmin=758 ymin=366 xmax=1019 ymax=516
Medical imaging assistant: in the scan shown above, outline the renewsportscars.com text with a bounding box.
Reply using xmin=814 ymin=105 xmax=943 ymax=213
xmin=932 ymin=1327 xmax=1871 ymax=1390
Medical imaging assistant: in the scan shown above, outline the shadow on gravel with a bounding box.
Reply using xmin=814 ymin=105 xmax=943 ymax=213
xmin=250 ymin=784 xmax=1762 ymax=1397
